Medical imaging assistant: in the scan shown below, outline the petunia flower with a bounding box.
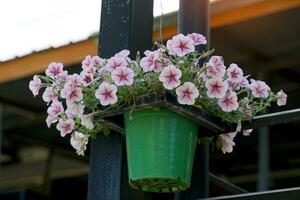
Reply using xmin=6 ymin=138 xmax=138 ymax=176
xmin=92 ymin=55 xmax=105 ymax=67
xmin=176 ymin=82 xmax=200 ymax=105
xmin=206 ymin=56 xmax=226 ymax=78
xmin=187 ymin=33 xmax=207 ymax=45
xmin=80 ymin=72 xmax=94 ymax=86
xmin=243 ymin=129 xmax=253 ymax=136
xmin=42 ymin=87 xmax=58 ymax=103
xmin=45 ymin=62 xmax=64 ymax=78
xmin=166 ymin=34 xmax=195 ymax=57
xmin=82 ymin=55 xmax=96 ymax=74
xmin=105 ymin=56 xmax=128 ymax=72
xmin=47 ymin=100 xmax=64 ymax=117
xmin=218 ymin=91 xmax=239 ymax=112
xmin=238 ymin=75 xmax=250 ymax=88
xmin=56 ymin=119 xmax=75 ymax=137
xmin=80 ymin=114 xmax=94 ymax=130
xmin=205 ymin=78 xmax=228 ymax=98
xmin=95 ymin=82 xmax=118 ymax=106
xmin=111 ymin=67 xmax=134 ymax=86
xmin=140 ymin=50 xmax=160 ymax=72
xmin=250 ymin=79 xmax=270 ymax=98
xmin=217 ymin=132 xmax=237 ymax=154
xmin=227 ymin=64 xmax=243 ymax=82
xmin=70 ymin=132 xmax=89 ymax=156
xmin=29 ymin=75 xmax=42 ymax=97
xmin=46 ymin=115 xmax=58 ymax=128
xmin=276 ymin=90 xmax=287 ymax=106
xmin=114 ymin=49 xmax=130 ymax=58
xmin=66 ymin=101 xmax=85 ymax=116
xmin=159 ymin=65 xmax=182 ymax=90
xmin=66 ymin=87 xmax=83 ymax=103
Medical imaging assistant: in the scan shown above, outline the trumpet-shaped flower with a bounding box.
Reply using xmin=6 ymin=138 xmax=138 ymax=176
xmin=42 ymin=87 xmax=58 ymax=103
xmin=70 ymin=132 xmax=88 ymax=156
xmin=217 ymin=132 xmax=237 ymax=154
xmin=80 ymin=72 xmax=94 ymax=86
xmin=82 ymin=55 xmax=96 ymax=74
xmin=95 ymin=82 xmax=118 ymax=106
xmin=45 ymin=62 xmax=64 ymax=78
xmin=166 ymin=34 xmax=195 ymax=57
xmin=250 ymin=80 xmax=270 ymax=98
xmin=227 ymin=64 xmax=243 ymax=82
xmin=176 ymin=82 xmax=200 ymax=105
xmin=243 ymin=129 xmax=253 ymax=136
xmin=187 ymin=33 xmax=207 ymax=45
xmin=66 ymin=101 xmax=85 ymax=116
xmin=205 ymin=78 xmax=228 ymax=98
xmin=46 ymin=115 xmax=58 ymax=128
xmin=111 ymin=67 xmax=134 ymax=86
xmin=47 ymin=100 xmax=64 ymax=117
xmin=159 ymin=65 xmax=182 ymax=90
xmin=276 ymin=90 xmax=287 ymax=106
xmin=92 ymin=55 xmax=105 ymax=67
xmin=218 ymin=92 xmax=239 ymax=112
xmin=80 ymin=114 xmax=94 ymax=129
xmin=114 ymin=49 xmax=130 ymax=58
xmin=207 ymin=56 xmax=226 ymax=78
xmin=56 ymin=119 xmax=75 ymax=137
xmin=140 ymin=50 xmax=160 ymax=72
xmin=29 ymin=75 xmax=41 ymax=97
xmin=105 ymin=56 xmax=128 ymax=72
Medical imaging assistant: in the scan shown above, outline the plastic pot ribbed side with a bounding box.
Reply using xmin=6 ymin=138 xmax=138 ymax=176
xmin=124 ymin=107 xmax=198 ymax=192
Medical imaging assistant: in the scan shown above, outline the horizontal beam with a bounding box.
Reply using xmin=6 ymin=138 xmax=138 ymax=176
xmin=0 ymin=39 xmax=97 ymax=83
xmin=204 ymin=187 xmax=300 ymax=200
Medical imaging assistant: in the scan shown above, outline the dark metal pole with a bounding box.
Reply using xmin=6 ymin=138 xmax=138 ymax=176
xmin=87 ymin=0 xmax=153 ymax=200
xmin=178 ymin=0 xmax=210 ymax=199
xmin=257 ymin=127 xmax=271 ymax=191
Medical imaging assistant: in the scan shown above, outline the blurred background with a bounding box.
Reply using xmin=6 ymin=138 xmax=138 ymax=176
xmin=0 ymin=0 xmax=300 ymax=199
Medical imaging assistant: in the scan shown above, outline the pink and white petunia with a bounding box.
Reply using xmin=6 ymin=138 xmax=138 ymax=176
xmin=111 ymin=67 xmax=134 ymax=86
xmin=217 ymin=132 xmax=237 ymax=154
xmin=176 ymin=82 xmax=200 ymax=105
xmin=250 ymin=79 xmax=270 ymax=98
xmin=227 ymin=64 xmax=243 ymax=82
xmin=243 ymin=129 xmax=253 ymax=136
xmin=46 ymin=115 xmax=58 ymax=128
xmin=238 ymin=75 xmax=250 ymax=88
xmin=65 ymin=87 xmax=83 ymax=103
xmin=82 ymin=55 xmax=96 ymax=74
xmin=114 ymin=49 xmax=130 ymax=58
xmin=80 ymin=114 xmax=94 ymax=129
xmin=218 ymin=92 xmax=239 ymax=112
xmin=70 ymin=132 xmax=89 ymax=156
xmin=105 ymin=56 xmax=128 ymax=72
xmin=66 ymin=101 xmax=85 ymax=116
xmin=92 ymin=55 xmax=105 ymax=67
xmin=95 ymin=82 xmax=118 ymax=106
xmin=80 ymin=72 xmax=94 ymax=86
xmin=205 ymin=78 xmax=228 ymax=98
xmin=45 ymin=62 xmax=64 ymax=78
xmin=166 ymin=34 xmax=195 ymax=57
xmin=159 ymin=65 xmax=182 ymax=90
xmin=187 ymin=33 xmax=207 ymax=45
xmin=29 ymin=75 xmax=42 ymax=97
xmin=140 ymin=50 xmax=160 ymax=72
xmin=206 ymin=56 xmax=226 ymax=78
xmin=47 ymin=100 xmax=64 ymax=117
xmin=276 ymin=90 xmax=287 ymax=106
xmin=42 ymin=87 xmax=58 ymax=103
xmin=56 ymin=119 xmax=75 ymax=137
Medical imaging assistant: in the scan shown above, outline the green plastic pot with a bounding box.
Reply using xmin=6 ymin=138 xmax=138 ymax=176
xmin=124 ymin=107 xmax=198 ymax=192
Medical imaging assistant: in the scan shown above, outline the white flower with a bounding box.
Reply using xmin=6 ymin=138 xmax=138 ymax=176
xmin=80 ymin=114 xmax=94 ymax=130
xmin=276 ymin=90 xmax=287 ymax=106
xmin=70 ymin=132 xmax=89 ymax=156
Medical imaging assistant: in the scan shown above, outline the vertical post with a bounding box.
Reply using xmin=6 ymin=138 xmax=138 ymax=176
xmin=257 ymin=127 xmax=270 ymax=191
xmin=178 ymin=0 xmax=210 ymax=199
xmin=88 ymin=0 xmax=153 ymax=200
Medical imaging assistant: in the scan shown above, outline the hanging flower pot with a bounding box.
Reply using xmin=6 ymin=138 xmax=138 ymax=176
xmin=29 ymin=32 xmax=287 ymax=192
xmin=124 ymin=107 xmax=198 ymax=192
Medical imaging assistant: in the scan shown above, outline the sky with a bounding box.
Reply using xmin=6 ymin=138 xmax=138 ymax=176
xmin=0 ymin=0 xmax=178 ymax=61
